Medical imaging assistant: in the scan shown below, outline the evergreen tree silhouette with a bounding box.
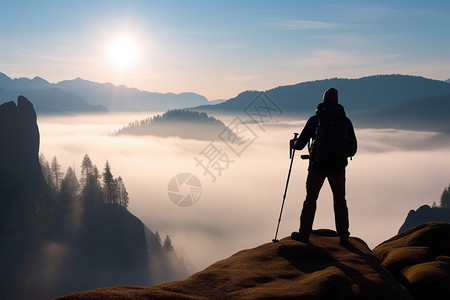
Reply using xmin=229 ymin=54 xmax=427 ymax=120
xmin=39 ymin=153 xmax=55 ymax=189
xmin=155 ymin=231 xmax=162 ymax=246
xmin=102 ymin=160 xmax=117 ymax=204
xmin=82 ymin=163 xmax=103 ymax=208
xmin=80 ymin=154 xmax=94 ymax=189
xmin=441 ymin=184 xmax=450 ymax=208
xmin=116 ymin=176 xmax=129 ymax=208
xmin=59 ymin=166 xmax=80 ymax=209
xmin=163 ymin=235 xmax=174 ymax=252
xmin=51 ymin=156 xmax=63 ymax=191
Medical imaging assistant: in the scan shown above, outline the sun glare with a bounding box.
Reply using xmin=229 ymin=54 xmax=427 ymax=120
xmin=108 ymin=36 xmax=139 ymax=69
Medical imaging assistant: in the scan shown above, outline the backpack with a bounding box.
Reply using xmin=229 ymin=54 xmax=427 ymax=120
xmin=309 ymin=102 xmax=356 ymax=162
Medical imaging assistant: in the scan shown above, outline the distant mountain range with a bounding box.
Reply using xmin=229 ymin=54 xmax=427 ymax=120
xmin=194 ymin=75 xmax=450 ymax=114
xmin=0 ymin=72 xmax=209 ymax=114
xmin=56 ymin=77 xmax=209 ymax=111
xmin=207 ymin=98 xmax=227 ymax=105
xmin=0 ymin=73 xmax=107 ymax=114
xmin=193 ymin=75 xmax=450 ymax=132
xmin=353 ymin=93 xmax=450 ymax=131
xmin=1 ymin=73 xmax=449 ymax=132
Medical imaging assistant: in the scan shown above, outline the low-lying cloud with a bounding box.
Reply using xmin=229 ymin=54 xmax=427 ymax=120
xmin=38 ymin=113 xmax=450 ymax=271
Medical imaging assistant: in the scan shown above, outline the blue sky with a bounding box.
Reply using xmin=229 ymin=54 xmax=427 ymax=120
xmin=0 ymin=0 xmax=449 ymax=99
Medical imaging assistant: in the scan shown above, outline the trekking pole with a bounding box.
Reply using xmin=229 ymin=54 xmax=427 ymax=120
xmin=273 ymin=132 xmax=299 ymax=243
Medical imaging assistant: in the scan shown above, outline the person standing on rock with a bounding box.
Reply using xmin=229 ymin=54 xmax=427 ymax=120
xmin=290 ymin=88 xmax=357 ymax=245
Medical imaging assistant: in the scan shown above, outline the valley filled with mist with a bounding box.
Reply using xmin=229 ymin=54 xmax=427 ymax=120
xmin=37 ymin=111 xmax=450 ymax=270
xmin=2 ymin=73 xmax=449 ymax=299
xmin=2 ymin=1 xmax=450 ymax=298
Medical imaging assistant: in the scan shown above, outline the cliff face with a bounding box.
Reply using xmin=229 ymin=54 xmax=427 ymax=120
xmin=0 ymin=95 xmax=45 ymax=195
xmin=0 ymin=96 xmax=47 ymax=235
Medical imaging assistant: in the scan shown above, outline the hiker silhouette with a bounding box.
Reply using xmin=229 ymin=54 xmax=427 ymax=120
xmin=290 ymin=88 xmax=357 ymax=245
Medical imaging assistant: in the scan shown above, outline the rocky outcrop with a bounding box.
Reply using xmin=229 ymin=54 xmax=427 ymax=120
xmin=58 ymin=223 xmax=450 ymax=300
xmin=58 ymin=229 xmax=413 ymax=300
xmin=374 ymin=222 xmax=450 ymax=300
xmin=0 ymin=96 xmax=48 ymax=235
xmin=398 ymin=205 xmax=450 ymax=233
xmin=0 ymin=96 xmax=45 ymax=195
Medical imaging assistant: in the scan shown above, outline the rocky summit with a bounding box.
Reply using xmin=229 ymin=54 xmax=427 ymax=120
xmin=373 ymin=222 xmax=450 ymax=300
xmin=55 ymin=223 xmax=450 ymax=300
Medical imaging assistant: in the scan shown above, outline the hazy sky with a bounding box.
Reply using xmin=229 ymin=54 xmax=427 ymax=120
xmin=1 ymin=0 xmax=449 ymax=99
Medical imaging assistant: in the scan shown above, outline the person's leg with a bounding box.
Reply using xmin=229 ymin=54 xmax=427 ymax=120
xmin=297 ymin=170 xmax=326 ymax=241
xmin=327 ymin=170 xmax=350 ymax=242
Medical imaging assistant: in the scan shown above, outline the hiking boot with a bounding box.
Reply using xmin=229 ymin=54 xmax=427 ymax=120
xmin=291 ymin=232 xmax=309 ymax=243
xmin=339 ymin=238 xmax=350 ymax=246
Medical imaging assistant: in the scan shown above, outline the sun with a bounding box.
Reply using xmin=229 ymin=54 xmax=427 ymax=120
xmin=107 ymin=36 xmax=139 ymax=69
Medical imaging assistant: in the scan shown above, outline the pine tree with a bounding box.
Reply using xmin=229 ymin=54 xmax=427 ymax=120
xmin=39 ymin=153 xmax=55 ymax=189
xmin=51 ymin=156 xmax=64 ymax=191
xmin=102 ymin=160 xmax=117 ymax=204
xmin=116 ymin=176 xmax=129 ymax=208
xmin=80 ymin=154 xmax=94 ymax=189
xmin=82 ymin=162 xmax=103 ymax=208
xmin=59 ymin=166 xmax=80 ymax=208
xmin=163 ymin=235 xmax=174 ymax=252
xmin=155 ymin=231 xmax=162 ymax=246
xmin=440 ymin=184 xmax=450 ymax=208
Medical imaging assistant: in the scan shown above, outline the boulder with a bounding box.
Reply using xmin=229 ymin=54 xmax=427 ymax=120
xmin=374 ymin=222 xmax=450 ymax=300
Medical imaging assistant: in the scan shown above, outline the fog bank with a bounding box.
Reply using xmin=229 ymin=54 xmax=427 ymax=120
xmin=38 ymin=113 xmax=450 ymax=271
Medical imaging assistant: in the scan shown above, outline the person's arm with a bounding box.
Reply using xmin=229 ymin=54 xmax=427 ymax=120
xmin=293 ymin=116 xmax=317 ymax=150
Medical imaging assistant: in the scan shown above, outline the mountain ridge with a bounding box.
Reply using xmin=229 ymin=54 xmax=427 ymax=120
xmin=0 ymin=74 xmax=108 ymax=115
xmin=0 ymin=72 xmax=210 ymax=112
xmin=55 ymin=77 xmax=210 ymax=111
xmin=3 ymin=72 xmax=450 ymax=115
xmin=353 ymin=93 xmax=450 ymax=131
xmin=2 ymin=73 xmax=449 ymax=132
xmin=194 ymin=75 xmax=450 ymax=115
xmin=0 ymin=72 xmax=209 ymax=113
